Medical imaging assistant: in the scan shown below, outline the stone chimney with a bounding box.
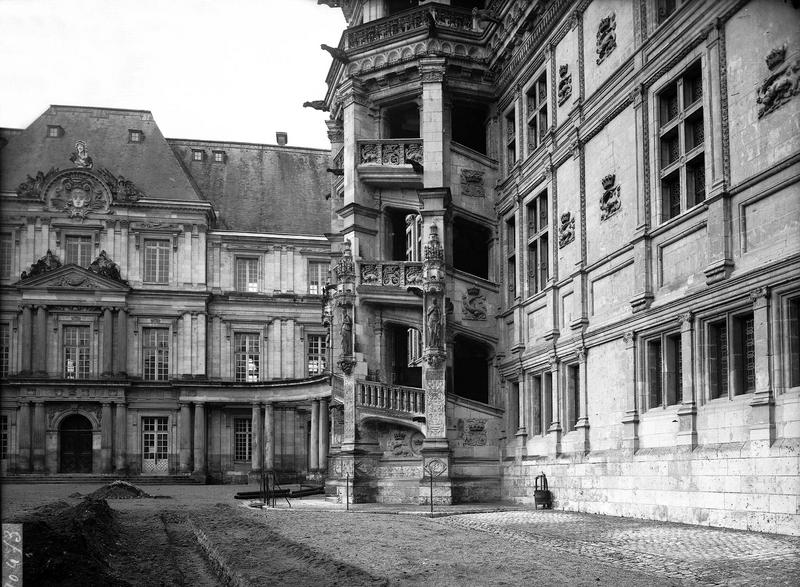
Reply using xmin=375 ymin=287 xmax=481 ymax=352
xmin=276 ymin=132 xmax=288 ymax=146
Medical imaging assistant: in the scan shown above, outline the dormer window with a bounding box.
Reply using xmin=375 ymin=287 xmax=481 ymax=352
xmin=128 ymin=129 xmax=144 ymax=143
xmin=192 ymin=149 xmax=205 ymax=162
xmin=47 ymin=125 xmax=63 ymax=138
xmin=212 ymin=150 xmax=226 ymax=163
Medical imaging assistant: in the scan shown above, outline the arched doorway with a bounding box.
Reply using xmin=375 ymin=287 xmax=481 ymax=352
xmin=60 ymin=414 xmax=93 ymax=473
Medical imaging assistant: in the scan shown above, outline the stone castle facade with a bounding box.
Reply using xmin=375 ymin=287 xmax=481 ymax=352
xmin=1 ymin=0 xmax=798 ymax=536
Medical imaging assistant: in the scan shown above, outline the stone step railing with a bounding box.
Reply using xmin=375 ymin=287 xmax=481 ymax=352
xmin=358 ymin=140 xmax=423 ymax=167
xmin=358 ymin=260 xmax=424 ymax=288
xmin=357 ymin=381 xmax=425 ymax=416
xmin=345 ymin=4 xmax=474 ymax=49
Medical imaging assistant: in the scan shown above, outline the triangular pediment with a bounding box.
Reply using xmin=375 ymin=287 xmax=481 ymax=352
xmin=16 ymin=264 xmax=130 ymax=292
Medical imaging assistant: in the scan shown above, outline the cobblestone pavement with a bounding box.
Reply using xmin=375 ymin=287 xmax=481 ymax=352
xmin=436 ymin=511 xmax=800 ymax=585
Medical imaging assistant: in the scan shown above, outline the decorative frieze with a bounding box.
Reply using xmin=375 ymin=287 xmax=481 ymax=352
xmin=557 ymin=64 xmax=572 ymax=105
xmin=359 ymin=261 xmax=423 ymax=288
xmin=558 ymin=211 xmax=575 ymax=248
xmin=359 ymin=140 xmax=423 ymax=167
xmin=757 ymin=45 xmax=799 ymax=118
xmin=344 ymin=4 xmax=473 ymax=49
xmin=599 ymin=174 xmax=621 ymax=221
xmin=595 ymin=13 xmax=617 ymax=65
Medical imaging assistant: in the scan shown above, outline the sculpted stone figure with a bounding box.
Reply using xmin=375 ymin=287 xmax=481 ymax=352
xmin=340 ymin=308 xmax=353 ymax=356
xmin=427 ymin=297 xmax=442 ymax=348
xmin=69 ymin=140 xmax=93 ymax=169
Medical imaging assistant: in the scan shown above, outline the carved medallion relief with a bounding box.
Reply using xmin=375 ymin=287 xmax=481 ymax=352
xmin=558 ymin=212 xmax=576 ymax=248
xmin=599 ymin=174 xmax=621 ymax=221
xmin=557 ymin=64 xmax=573 ymax=106
xmin=757 ymin=45 xmax=799 ymax=118
xmin=596 ymin=13 xmax=617 ymax=65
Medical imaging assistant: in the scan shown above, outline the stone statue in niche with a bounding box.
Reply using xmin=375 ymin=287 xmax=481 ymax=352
xmin=595 ymin=13 xmax=617 ymax=65
xmin=88 ymin=250 xmax=125 ymax=283
xmin=599 ymin=174 xmax=621 ymax=221
xmin=462 ymin=287 xmax=487 ymax=320
xmin=558 ymin=211 xmax=575 ymax=248
xmin=460 ymin=169 xmax=485 ymax=197
xmin=757 ymin=45 xmax=799 ymax=118
xmin=557 ymin=64 xmax=572 ymax=106
xmin=21 ymin=250 xmax=62 ymax=280
xmin=69 ymin=140 xmax=93 ymax=169
xmin=426 ymin=297 xmax=443 ymax=348
xmin=340 ymin=308 xmax=353 ymax=356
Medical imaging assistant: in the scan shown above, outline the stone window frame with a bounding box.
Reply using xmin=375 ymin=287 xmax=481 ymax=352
xmin=46 ymin=125 xmax=63 ymax=139
xmin=524 ymin=68 xmax=549 ymax=158
xmin=526 ymin=369 xmax=553 ymax=437
xmin=141 ymin=238 xmax=172 ymax=285
xmin=307 ymin=259 xmax=329 ymax=296
xmin=233 ymin=331 xmax=261 ymax=382
xmin=652 ymin=0 xmax=691 ymax=28
xmin=0 ymin=231 xmax=13 ymax=280
xmin=0 ymin=322 xmax=9 ymax=379
xmin=141 ymin=325 xmax=171 ymax=381
xmin=60 ymin=319 xmax=95 ymax=379
xmin=234 ymin=256 xmax=261 ymax=293
xmin=128 ymin=129 xmax=144 ymax=143
xmin=139 ymin=414 xmax=171 ymax=466
xmin=63 ymin=233 xmax=95 ymax=267
xmin=212 ymin=150 xmax=226 ymax=163
xmin=502 ymin=103 xmax=518 ymax=176
xmin=641 ymin=328 xmax=682 ymax=411
xmin=233 ymin=417 xmax=252 ymax=462
xmin=504 ymin=212 xmax=517 ymax=305
xmin=562 ymin=361 xmax=581 ymax=431
xmin=702 ymin=307 xmax=756 ymax=402
xmin=225 ymin=321 xmax=268 ymax=381
xmin=524 ymin=188 xmax=550 ymax=299
xmin=0 ymin=413 xmax=8 ymax=460
xmin=774 ymin=286 xmax=800 ymax=394
xmin=651 ymin=54 xmax=709 ymax=225
xmin=306 ymin=330 xmax=327 ymax=376
xmin=191 ymin=149 xmax=205 ymax=162
xmin=407 ymin=327 xmax=423 ymax=367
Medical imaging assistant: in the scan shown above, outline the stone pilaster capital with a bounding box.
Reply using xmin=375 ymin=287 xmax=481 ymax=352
xmin=101 ymin=306 xmax=114 ymax=313
xmin=178 ymin=402 xmax=191 ymax=409
xmin=35 ymin=304 xmax=48 ymax=311
xmin=749 ymin=286 xmax=768 ymax=305
xmin=114 ymin=400 xmax=127 ymax=407
xmin=17 ymin=399 xmax=32 ymax=408
xmin=336 ymin=77 xmax=368 ymax=108
xmin=678 ymin=312 xmax=693 ymax=327
xmin=576 ymin=346 xmax=587 ymax=363
xmin=101 ymin=401 xmax=112 ymax=407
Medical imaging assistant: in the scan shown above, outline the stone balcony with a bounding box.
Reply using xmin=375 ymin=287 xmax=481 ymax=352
xmin=344 ymin=4 xmax=476 ymax=51
xmin=355 ymin=260 xmax=424 ymax=307
xmin=357 ymin=139 xmax=423 ymax=187
xmin=357 ymin=380 xmax=425 ymax=419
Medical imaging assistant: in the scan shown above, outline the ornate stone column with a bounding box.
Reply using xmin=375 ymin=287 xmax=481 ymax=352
xmin=115 ymin=307 xmax=128 ymax=376
xmin=547 ymin=356 xmax=562 ymax=456
xmin=621 ymin=332 xmax=640 ymax=452
xmin=192 ymin=402 xmax=207 ymax=478
xmin=250 ymin=402 xmax=262 ymax=476
xmin=420 ymin=222 xmax=452 ymax=505
xmin=310 ymin=399 xmax=320 ymax=476
xmin=19 ymin=305 xmax=33 ymax=374
xmin=114 ymin=401 xmax=127 ymax=472
xmin=100 ymin=402 xmax=113 ymax=473
xmin=17 ymin=401 xmax=31 ymax=472
xmin=676 ymin=314 xmax=698 ymax=448
xmin=32 ymin=400 xmax=46 ymax=473
xmin=34 ymin=305 xmax=47 ymax=374
xmin=102 ymin=307 xmax=114 ymax=376
xmin=419 ymin=57 xmax=449 ymax=188
xmin=178 ymin=402 xmax=192 ymax=473
xmin=749 ymin=287 xmax=774 ymax=453
xmin=318 ymin=398 xmax=329 ymax=474
xmin=264 ymin=402 xmax=275 ymax=472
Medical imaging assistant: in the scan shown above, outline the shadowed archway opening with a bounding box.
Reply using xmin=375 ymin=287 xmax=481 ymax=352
xmin=60 ymin=414 xmax=93 ymax=473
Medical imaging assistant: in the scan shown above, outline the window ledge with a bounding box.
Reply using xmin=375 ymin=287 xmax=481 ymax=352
xmin=650 ymin=201 xmax=708 ymax=237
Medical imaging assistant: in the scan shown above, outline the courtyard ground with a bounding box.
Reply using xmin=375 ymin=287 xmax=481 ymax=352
xmin=1 ymin=482 xmax=798 ymax=586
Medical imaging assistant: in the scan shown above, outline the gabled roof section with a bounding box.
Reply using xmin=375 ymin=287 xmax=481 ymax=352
xmin=168 ymin=138 xmax=331 ymax=235
xmin=0 ymin=105 xmax=202 ymax=201
xmin=16 ymin=263 xmax=131 ymax=293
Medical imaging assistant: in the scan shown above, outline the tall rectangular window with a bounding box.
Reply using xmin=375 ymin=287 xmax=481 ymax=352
xmin=506 ymin=216 xmax=516 ymax=305
xmin=64 ymin=325 xmax=90 ymax=379
xmin=142 ymin=327 xmax=169 ymax=381
xmin=646 ymin=333 xmax=682 ymax=409
xmin=788 ymin=297 xmax=800 ymax=388
xmin=234 ymin=418 xmax=252 ymax=461
xmin=307 ymin=334 xmax=327 ymax=375
xmin=143 ymin=239 xmax=170 ymax=284
xmin=0 ymin=414 xmax=7 ymax=459
xmin=526 ymin=72 xmax=548 ymax=154
xmin=308 ymin=261 xmax=328 ymax=295
xmin=504 ymin=108 xmax=516 ymax=174
xmin=65 ymin=235 xmax=93 ymax=267
xmin=708 ymin=311 xmax=755 ymax=399
xmin=0 ymin=324 xmax=9 ymax=378
xmin=567 ymin=364 xmax=580 ymax=430
xmin=235 ymin=258 xmax=259 ymax=293
xmin=0 ymin=233 xmax=12 ymax=279
xmin=234 ymin=333 xmax=260 ymax=382
xmin=658 ymin=61 xmax=705 ymax=222
xmin=405 ymin=214 xmax=422 ymax=262
xmin=529 ymin=372 xmax=551 ymax=436
xmin=526 ymin=191 xmax=549 ymax=296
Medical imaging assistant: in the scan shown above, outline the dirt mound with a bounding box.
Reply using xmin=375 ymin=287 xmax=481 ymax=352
xmin=87 ymin=480 xmax=152 ymax=500
xmin=10 ymin=498 xmax=129 ymax=586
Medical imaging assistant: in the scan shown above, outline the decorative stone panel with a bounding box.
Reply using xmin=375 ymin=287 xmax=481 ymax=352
xmin=557 ymin=64 xmax=572 ymax=106
xmin=599 ymin=174 xmax=621 ymax=221
xmin=595 ymin=13 xmax=617 ymax=65
xmin=757 ymin=45 xmax=799 ymax=118
xmin=558 ymin=211 xmax=575 ymax=248
xmin=461 ymin=286 xmax=487 ymax=320
xmin=460 ymin=169 xmax=485 ymax=197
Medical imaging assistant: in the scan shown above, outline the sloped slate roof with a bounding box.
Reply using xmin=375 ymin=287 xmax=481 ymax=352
xmin=169 ymin=139 xmax=331 ymax=234
xmin=0 ymin=105 xmax=201 ymax=201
